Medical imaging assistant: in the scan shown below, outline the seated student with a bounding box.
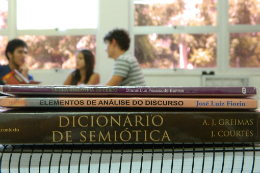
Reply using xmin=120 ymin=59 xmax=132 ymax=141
xmin=64 ymin=49 xmax=100 ymax=85
xmin=0 ymin=38 xmax=33 ymax=85
xmin=103 ymin=28 xmax=146 ymax=86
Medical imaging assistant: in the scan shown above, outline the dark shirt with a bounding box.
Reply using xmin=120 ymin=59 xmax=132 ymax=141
xmin=0 ymin=64 xmax=33 ymax=85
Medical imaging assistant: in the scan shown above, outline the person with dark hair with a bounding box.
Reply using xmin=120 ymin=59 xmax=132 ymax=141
xmin=103 ymin=28 xmax=145 ymax=86
xmin=0 ymin=38 xmax=33 ymax=85
xmin=63 ymin=49 xmax=99 ymax=85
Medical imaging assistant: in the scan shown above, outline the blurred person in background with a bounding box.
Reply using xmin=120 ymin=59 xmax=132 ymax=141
xmin=63 ymin=49 xmax=99 ymax=85
xmin=103 ymin=28 xmax=145 ymax=86
xmin=0 ymin=38 xmax=33 ymax=85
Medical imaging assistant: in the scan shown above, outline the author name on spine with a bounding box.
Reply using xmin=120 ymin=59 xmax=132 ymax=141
xmin=196 ymin=101 xmax=246 ymax=107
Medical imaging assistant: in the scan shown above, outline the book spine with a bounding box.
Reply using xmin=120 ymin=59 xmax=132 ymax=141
xmin=0 ymin=86 xmax=257 ymax=96
xmin=0 ymin=111 xmax=259 ymax=144
xmin=0 ymin=97 xmax=257 ymax=109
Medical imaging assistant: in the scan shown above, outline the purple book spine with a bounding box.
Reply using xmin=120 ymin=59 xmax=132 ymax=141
xmin=0 ymin=85 xmax=257 ymax=96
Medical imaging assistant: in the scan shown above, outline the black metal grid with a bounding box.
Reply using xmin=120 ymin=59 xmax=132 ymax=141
xmin=0 ymin=143 xmax=260 ymax=173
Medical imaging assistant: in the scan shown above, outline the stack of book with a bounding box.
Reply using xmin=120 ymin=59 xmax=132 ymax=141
xmin=0 ymin=85 xmax=260 ymax=172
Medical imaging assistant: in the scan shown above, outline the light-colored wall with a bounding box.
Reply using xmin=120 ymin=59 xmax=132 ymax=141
xmin=28 ymin=0 xmax=260 ymax=97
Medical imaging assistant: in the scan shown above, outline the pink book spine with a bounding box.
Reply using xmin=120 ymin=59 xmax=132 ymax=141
xmin=0 ymin=97 xmax=258 ymax=109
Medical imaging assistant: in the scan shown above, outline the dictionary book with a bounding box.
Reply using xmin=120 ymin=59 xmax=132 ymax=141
xmin=0 ymin=108 xmax=259 ymax=144
xmin=0 ymin=85 xmax=256 ymax=97
xmin=0 ymin=96 xmax=257 ymax=109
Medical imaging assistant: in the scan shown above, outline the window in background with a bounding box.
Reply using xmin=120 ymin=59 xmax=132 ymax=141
xmin=0 ymin=0 xmax=7 ymax=29
xmin=230 ymin=32 xmax=260 ymax=68
xmin=229 ymin=0 xmax=260 ymax=25
xmin=133 ymin=0 xmax=217 ymax=69
xmin=135 ymin=34 xmax=216 ymax=69
xmin=229 ymin=0 xmax=260 ymax=68
xmin=17 ymin=0 xmax=97 ymax=29
xmin=0 ymin=36 xmax=8 ymax=65
xmin=14 ymin=0 xmax=97 ymax=70
xmin=134 ymin=0 xmax=217 ymax=26
xmin=19 ymin=35 xmax=96 ymax=69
